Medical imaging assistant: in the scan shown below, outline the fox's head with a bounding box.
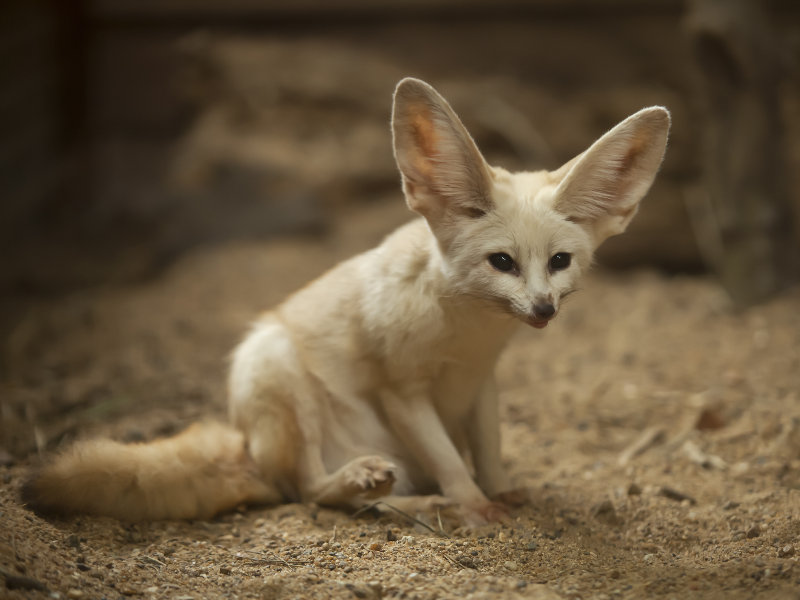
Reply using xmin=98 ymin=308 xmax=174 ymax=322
xmin=392 ymin=78 xmax=670 ymax=328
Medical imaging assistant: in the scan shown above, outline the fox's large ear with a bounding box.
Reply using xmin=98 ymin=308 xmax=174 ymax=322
xmin=392 ymin=78 xmax=493 ymax=222
xmin=552 ymin=107 xmax=671 ymax=244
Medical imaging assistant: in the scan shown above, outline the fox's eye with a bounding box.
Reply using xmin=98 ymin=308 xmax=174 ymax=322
xmin=488 ymin=252 xmax=517 ymax=273
xmin=549 ymin=252 xmax=571 ymax=271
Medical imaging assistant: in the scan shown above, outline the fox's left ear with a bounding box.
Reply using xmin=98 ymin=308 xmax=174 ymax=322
xmin=392 ymin=78 xmax=493 ymax=223
xmin=552 ymin=107 xmax=671 ymax=245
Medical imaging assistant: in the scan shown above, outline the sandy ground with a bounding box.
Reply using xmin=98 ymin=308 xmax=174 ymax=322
xmin=2 ymin=201 xmax=800 ymax=599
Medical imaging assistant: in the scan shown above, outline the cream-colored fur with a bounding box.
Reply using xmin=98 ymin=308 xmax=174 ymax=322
xmin=23 ymin=78 xmax=670 ymax=524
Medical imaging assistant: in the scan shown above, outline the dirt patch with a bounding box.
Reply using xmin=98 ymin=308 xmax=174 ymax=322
xmin=2 ymin=203 xmax=800 ymax=599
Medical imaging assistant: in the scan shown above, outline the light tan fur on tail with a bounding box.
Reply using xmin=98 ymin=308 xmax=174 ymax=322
xmin=23 ymin=422 xmax=279 ymax=520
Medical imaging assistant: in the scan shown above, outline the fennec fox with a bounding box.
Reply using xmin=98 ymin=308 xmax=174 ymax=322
xmin=23 ymin=78 xmax=670 ymax=525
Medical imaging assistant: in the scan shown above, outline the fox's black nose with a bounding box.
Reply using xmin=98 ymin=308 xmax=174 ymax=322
xmin=533 ymin=303 xmax=556 ymax=319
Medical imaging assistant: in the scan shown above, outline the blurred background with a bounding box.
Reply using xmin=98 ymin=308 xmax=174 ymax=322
xmin=3 ymin=4 xmax=800 ymax=593
xmin=1 ymin=0 xmax=799 ymax=315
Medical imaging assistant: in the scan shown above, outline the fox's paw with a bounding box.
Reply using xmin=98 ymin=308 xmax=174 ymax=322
xmin=461 ymin=501 xmax=510 ymax=527
xmin=344 ymin=456 xmax=396 ymax=499
xmin=417 ymin=494 xmax=456 ymax=512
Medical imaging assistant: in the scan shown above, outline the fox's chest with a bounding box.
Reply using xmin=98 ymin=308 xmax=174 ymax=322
xmin=421 ymin=316 xmax=517 ymax=418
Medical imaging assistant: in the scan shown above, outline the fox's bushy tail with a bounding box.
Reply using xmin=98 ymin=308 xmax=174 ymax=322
xmin=22 ymin=422 xmax=280 ymax=521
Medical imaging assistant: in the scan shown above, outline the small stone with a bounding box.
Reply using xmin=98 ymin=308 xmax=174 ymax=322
xmin=457 ymin=556 xmax=477 ymax=569
xmin=696 ymin=408 xmax=726 ymax=431
xmin=369 ymin=542 xmax=382 ymax=552
xmin=658 ymin=487 xmax=696 ymax=505
xmin=67 ymin=590 xmax=84 ymax=599
xmin=219 ymin=566 xmax=232 ymax=575
xmin=525 ymin=541 xmax=538 ymax=551
xmin=592 ymin=499 xmax=622 ymax=525
xmin=504 ymin=560 xmax=518 ymax=570
xmin=347 ymin=585 xmax=368 ymax=599
xmin=723 ymin=500 xmax=740 ymax=510
xmin=746 ymin=524 xmax=761 ymax=539
xmin=778 ymin=545 xmax=795 ymax=558
xmin=627 ymin=483 xmax=642 ymax=496
xmin=386 ymin=529 xmax=398 ymax=542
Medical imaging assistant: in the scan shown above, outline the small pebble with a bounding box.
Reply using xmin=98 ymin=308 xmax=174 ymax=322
xmin=659 ymin=487 xmax=696 ymax=505
xmin=778 ymin=545 xmax=795 ymax=558
xmin=67 ymin=590 xmax=84 ymax=599
xmin=592 ymin=499 xmax=621 ymax=525
xmin=504 ymin=560 xmax=517 ymax=570
xmin=457 ymin=556 xmax=477 ymax=569
xmin=746 ymin=524 xmax=761 ymax=539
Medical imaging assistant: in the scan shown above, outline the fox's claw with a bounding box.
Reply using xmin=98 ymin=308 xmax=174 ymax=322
xmin=345 ymin=456 xmax=397 ymax=499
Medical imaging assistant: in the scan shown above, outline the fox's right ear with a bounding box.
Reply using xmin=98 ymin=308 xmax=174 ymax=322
xmin=392 ymin=78 xmax=493 ymax=223
xmin=552 ymin=106 xmax=671 ymax=245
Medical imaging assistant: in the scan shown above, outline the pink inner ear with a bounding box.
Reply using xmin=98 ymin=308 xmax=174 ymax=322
xmin=411 ymin=109 xmax=439 ymax=159
xmin=617 ymin=134 xmax=647 ymax=175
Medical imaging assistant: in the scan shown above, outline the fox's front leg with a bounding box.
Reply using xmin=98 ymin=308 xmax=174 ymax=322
xmin=468 ymin=379 xmax=527 ymax=507
xmin=468 ymin=379 xmax=511 ymax=498
xmin=380 ymin=388 xmax=506 ymax=524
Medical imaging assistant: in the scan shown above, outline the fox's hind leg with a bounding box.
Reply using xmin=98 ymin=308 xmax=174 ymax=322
xmin=229 ymin=316 xmax=397 ymax=508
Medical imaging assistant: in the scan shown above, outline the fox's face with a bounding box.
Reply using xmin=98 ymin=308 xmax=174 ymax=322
xmin=439 ymin=168 xmax=594 ymax=327
xmin=392 ymin=78 xmax=670 ymax=328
